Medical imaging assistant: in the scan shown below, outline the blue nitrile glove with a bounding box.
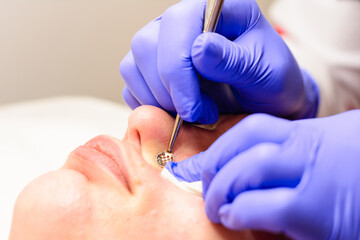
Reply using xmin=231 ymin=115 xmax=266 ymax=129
xmin=120 ymin=0 xmax=319 ymax=124
xmin=166 ymin=110 xmax=360 ymax=240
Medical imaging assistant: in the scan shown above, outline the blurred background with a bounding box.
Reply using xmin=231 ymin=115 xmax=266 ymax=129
xmin=0 ymin=0 xmax=273 ymax=105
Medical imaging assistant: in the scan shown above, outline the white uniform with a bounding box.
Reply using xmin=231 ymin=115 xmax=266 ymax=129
xmin=270 ymin=0 xmax=360 ymax=117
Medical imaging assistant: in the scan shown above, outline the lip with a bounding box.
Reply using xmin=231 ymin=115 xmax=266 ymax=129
xmin=68 ymin=135 xmax=132 ymax=193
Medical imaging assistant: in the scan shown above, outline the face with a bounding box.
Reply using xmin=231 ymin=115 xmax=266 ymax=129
xmin=9 ymin=106 xmax=282 ymax=240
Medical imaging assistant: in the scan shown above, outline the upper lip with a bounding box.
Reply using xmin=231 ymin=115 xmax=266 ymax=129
xmin=69 ymin=135 xmax=133 ymax=193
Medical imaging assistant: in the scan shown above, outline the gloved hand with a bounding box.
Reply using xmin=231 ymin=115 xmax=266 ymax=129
xmin=166 ymin=110 xmax=360 ymax=240
xmin=120 ymin=0 xmax=319 ymax=124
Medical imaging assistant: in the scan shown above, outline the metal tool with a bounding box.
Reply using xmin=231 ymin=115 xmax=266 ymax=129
xmin=156 ymin=115 xmax=183 ymax=167
xmin=156 ymin=0 xmax=224 ymax=168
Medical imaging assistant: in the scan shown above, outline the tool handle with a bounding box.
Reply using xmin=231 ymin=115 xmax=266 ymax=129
xmin=203 ymin=0 xmax=224 ymax=33
xmin=166 ymin=0 xmax=224 ymax=154
xmin=167 ymin=115 xmax=183 ymax=152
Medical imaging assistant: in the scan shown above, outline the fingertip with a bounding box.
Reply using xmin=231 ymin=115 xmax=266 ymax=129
xmin=194 ymin=109 xmax=219 ymax=125
xmin=219 ymin=204 xmax=240 ymax=230
xmin=119 ymin=51 xmax=134 ymax=79
xmin=200 ymin=94 xmax=219 ymax=124
xmin=182 ymin=93 xmax=218 ymax=124
xmin=219 ymin=204 xmax=231 ymax=219
xmin=165 ymin=155 xmax=202 ymax=182
xmin=122 ymin=87 xmax=141 ymax=110
xmin=227 ymin=189 xmax=294 ymax=232
xmin=192 ymin=33 xmax=220 ymax=60
xmin=191 ymin=33 xmax=224 ymax=76
xmin=164 ymin=161 xmax=177 ymax=173
xmin=204 ymin=198 xmax=222 ymax=223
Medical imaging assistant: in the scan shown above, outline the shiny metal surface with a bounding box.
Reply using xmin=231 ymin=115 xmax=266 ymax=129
xmin=156 ymin=151 xmax=174 ymax=167
xmin=167 ymin=114 xmax=183 ymax=153
xmin=203 ymin=0 xmax=224 ymax=33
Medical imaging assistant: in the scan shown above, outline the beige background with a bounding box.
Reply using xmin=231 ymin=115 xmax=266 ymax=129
xmin=0 ymin=0 xmax=272 ymax=105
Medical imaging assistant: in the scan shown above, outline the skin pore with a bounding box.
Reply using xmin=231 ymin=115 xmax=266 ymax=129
xmin=9 ymin=106 xmax=283 ymax=240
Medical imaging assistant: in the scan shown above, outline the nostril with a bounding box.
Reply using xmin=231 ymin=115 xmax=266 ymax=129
xmin=124 ymin=105 xmax=179 ymax=169
xmin=126 ymin=127 xmax=141 ymax=151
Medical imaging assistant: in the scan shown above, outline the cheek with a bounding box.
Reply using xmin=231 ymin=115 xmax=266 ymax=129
xmin=114 ymin=175 xmax=205 ymax=239
xmin=138 ymin=124 xmax=212 ymax=167
xmin=10 ymin=170 xmax=93 ymax=239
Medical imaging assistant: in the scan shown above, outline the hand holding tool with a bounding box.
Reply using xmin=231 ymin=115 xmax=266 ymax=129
xmin=121 ymin=0 xmax=319 ymax=124
xmin=156 ymin=0 xmax=224 ymax=167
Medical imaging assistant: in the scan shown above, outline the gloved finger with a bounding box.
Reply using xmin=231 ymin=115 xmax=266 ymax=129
xmin=215 ymin=0 xmax=262 ymax=40
xmin=131 ymin=18 xmax=175 ymax=112
xmin=205 ymin=130 xmax=316 ymax=223
xmin=157 ymin=0 xmax=218 ymax=124
xmin=193 ymin=31 xmax=290 ymax=116
xmin=218 ymin=188 xmax=294 ymax=233
xmin=164 ymin=151 xmax=205 ymax=182
xmin=192 ymin=32 xmax=252 ymax=85
xmin=169 ymin=114 xmax=292 ymax=184
xmin=204 ymin=114 xmax=293 ymax=194
xmin=122 ymin=86 xmax=141 ymax=110
xmin=119 ymin=51 xmax=162 ymax=108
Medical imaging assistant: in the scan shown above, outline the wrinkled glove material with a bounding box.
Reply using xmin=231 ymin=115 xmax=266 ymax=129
xmin=166 ymin=110 xmax=360 ymax=240
xmin=120 ymin=0 xmax=319 ymax=124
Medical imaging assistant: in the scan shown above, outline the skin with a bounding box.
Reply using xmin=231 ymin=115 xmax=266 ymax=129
xmin=9 ymin=106 xmax=284 ymax=240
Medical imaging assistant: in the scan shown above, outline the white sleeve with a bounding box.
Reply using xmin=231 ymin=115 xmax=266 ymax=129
xmin=269 ymin=0 xmax=360 ymax=117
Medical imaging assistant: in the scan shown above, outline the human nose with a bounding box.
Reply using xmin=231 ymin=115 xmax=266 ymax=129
xmin=125 ymin=105 xmax=175 ymax=169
